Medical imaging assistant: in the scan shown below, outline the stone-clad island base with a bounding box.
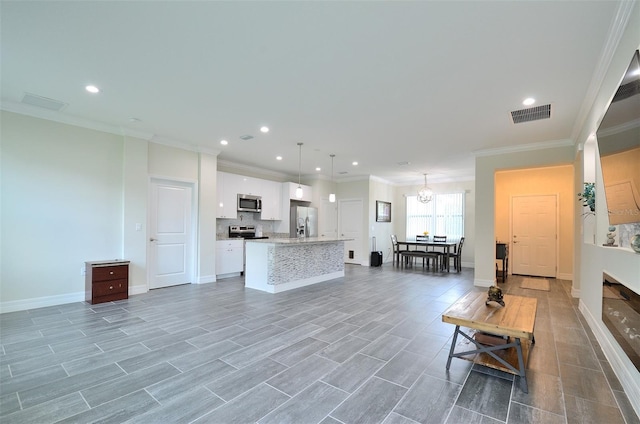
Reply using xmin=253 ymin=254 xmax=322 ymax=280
xmin=244 ymin=238 xmax=352 ymax=293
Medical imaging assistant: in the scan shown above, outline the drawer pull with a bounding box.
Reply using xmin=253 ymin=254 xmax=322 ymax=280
xmin=109 ymin=271 xmax=114 ymax=275
xmin=109 ymin=286 xmax=113 ymax=290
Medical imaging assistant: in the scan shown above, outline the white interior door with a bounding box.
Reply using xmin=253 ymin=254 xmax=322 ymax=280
xmin=149 ymin=179 xmax=194 ymax=289
xmin=319 ymin=198 xmax=338 ymax=238
xmin=511 ymin=195 xmax=557 ymax=278
xmin=339 ymin=199 xmax=363 ymax=264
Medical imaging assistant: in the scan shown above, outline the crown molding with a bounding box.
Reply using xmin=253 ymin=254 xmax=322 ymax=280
xmin=150 ymin=135 xmax=221 ymax=156
xmin=474 ymin=138 xmax=574 ymax=157
xmin=571 ymin=0 xmax=638 ymax=142
xmin=1 ymin=100 xmax=154 ymax=140
xmin=596 ymin=117 xmax=640 ymax=138
xmin=217 ymin=159 xmax=292 ymax=180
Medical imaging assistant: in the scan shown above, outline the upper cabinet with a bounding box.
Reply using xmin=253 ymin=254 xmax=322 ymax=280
xmin=236 ymin=175 xmax=262 ymax=196
xmin=260 ymin=180 xmax=283 ymax=220
xmin=217 ymin=171 xmax=284 ymax=220
xmin=216 ymin=172 xmax=238 ymax=219
xmin=285 ymin=182 xmax=313 ymax=202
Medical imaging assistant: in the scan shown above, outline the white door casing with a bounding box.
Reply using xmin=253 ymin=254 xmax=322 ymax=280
xmin=149 ymin=179 xmax=195 ymax=289
xmin=339 ymin=198 xmax=363 ymax=264
xmin=511 ymin=194 xmax=557 ymax=278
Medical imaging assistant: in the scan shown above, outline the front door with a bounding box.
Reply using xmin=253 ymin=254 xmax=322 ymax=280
xmin=149 ymin=179 xmax=194 ymax=289
xmin=339 ymin=198 xmax=363 ymax=264
xmin=511 ymin=194 xmax=557 ymax=278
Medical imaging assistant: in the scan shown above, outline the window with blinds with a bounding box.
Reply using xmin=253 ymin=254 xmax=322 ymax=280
xmin=406 ymin=193 xmax=465 ymax=241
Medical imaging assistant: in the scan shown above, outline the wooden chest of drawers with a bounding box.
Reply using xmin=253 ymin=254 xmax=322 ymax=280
xmin=85 ymin=260 xmax=130 ymax=304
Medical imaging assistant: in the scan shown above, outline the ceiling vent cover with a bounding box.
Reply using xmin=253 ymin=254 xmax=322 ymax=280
xmin=510 ymin=104 xmax=551 ymax=124
xmin=21 ymin=92 xmax=67 ymax=111
xmin=612 ymin=79 xmax=640 ymax=102
xmin=239 ymin=135 xmax=254 ymax=140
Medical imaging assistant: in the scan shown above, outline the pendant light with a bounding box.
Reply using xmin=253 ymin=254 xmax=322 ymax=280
xmin=417 ymin=173 xmax=433 ymax=203
xmin=329 ymin=154 xmax=336 ymax=203
xmin=295 ymin=142 xmax=304 ymax=199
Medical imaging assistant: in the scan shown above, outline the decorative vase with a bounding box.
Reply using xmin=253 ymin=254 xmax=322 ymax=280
xmin=631 ymin=234 xmax=640 ymax=253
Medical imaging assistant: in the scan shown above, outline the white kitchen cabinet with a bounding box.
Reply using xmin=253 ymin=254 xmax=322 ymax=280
xmin=216 ymin=239 xmax=244 ymax=276
xmin=285 ymin=182 xmax=313 ymax=202
xmin=216 ymin=172 xmax=238 ymax=219
xmin=236 ymin=175 xmax=263 ymax=196
xmin=260 ymin=180 xmax=283 ymax=220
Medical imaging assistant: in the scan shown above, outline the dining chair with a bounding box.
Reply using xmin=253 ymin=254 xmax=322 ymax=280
xmin=390 ymin=234 xmax=410 ymax=266
xmin=448 ymin=237 xmax=465 ymax=272
xmin=430 ymin=235 xmax=447 ymax=269
xmin=414 ymin=234 xmax=440 ymax=269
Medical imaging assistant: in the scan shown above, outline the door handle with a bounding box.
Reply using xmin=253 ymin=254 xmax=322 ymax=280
xmin=150 ymin=238 xmax=158 ymax=242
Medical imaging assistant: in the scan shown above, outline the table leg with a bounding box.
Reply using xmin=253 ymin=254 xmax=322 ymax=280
xmin=515 ymin=338 xmax=528 ymax=393
xmin=446 ymin=325 xmax=460 ymax=370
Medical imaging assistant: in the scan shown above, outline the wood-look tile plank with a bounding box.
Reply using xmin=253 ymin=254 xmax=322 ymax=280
xmin=194 ymin=383 xmax=289 ymax=424
xmin=331 ymin=377 xmax=407 ymax=424
xmin=259 ymin=381 xmax=348 ymax=424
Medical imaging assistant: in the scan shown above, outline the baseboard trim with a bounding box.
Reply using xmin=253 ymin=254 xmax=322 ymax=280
xmin=0 ymin=291 xmax=85 ymax=314
xmin=129 ymin=285 xmax=148 ymax=296
xmin=579 ymin=300 xmax=640 ymax=418
xmin=474 ymin=278 xmax=494 ymax=288
xmin=570 ymin=286 xmax=580 ymax=298
xmin=557 ymin=272 xmax=573 ymax=281
xmin=197 ymin=275 xmax=216 ymax=284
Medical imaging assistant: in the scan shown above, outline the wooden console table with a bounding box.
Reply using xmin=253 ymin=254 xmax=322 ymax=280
xmin=442 ymin=291 xmax=537 ymax=392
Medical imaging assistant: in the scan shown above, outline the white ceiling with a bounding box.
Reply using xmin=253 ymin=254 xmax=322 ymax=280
xmin=0 ymin=1 xmax=628 ymax=185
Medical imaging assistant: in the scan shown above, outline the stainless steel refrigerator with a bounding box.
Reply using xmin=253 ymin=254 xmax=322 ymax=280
xmin=290 ymin=206 xmax=318 ymax=238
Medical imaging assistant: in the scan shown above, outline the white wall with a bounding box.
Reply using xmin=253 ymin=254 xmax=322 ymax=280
xmin=198 ymin=153 xmax=217 ymax=283
xmin=370 ymin=178 xmax=394 ymax=263
xmin=1 ymin=111 xmax=126 ymax=309
xmin=123 ymin=136 xmax=149 ymax=295
xmin=0 ymin=112 xmax=221 ymax=312
xmin=575 ymin=4 xmax=640 ymax=413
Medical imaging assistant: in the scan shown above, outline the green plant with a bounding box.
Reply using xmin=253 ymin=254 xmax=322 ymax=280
xmin=578 ymin=182 xmax=595 ymax=213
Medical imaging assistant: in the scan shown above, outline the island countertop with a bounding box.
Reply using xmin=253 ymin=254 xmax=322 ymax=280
xmin=244 ymin=237 xmax=353 ymax=245
xmin=244 ymin=237 xmax=351 ymax=293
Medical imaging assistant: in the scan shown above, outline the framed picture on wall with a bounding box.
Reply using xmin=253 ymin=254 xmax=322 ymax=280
xmin=376 ymin=201 xmax=391 ymax=222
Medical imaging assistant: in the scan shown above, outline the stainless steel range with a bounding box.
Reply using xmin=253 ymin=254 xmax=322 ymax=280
xmin=228 ymin=225 xmax=268 ymax=239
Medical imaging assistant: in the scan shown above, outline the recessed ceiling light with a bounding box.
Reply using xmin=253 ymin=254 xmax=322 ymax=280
xmin=523 ymin=97 xmax=535 ymax=106
xmin=85 ymin=85 xmax=100 ymax=94
xmin=352 ymin=161 xmax=358 ymax=166
xmin=260 ymin=126 xmax=269 ymax=133
xmin=220 ymin=140 xmax=228 ymax=145
xmin=316 ymin=167 xmax=321 ymax=171
xmin=276 ymin=156 xmax=282 ymax=160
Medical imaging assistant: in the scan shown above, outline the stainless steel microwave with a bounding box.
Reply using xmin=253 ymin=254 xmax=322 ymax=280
xmin=237 ymin=194 xmax=262 ymax=212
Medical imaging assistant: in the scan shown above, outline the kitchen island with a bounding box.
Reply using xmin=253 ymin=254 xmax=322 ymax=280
xmin=244 ymin=237 xmax=351 ymax=293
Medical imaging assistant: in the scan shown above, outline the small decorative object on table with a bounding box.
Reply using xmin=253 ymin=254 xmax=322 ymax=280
xmin=486 ymin=285 xmax=505 ymax=307
xmin=604 ymin=226 xmax=618 ymax=247
xmin=631 ymin=234 xmax=640 ymax=253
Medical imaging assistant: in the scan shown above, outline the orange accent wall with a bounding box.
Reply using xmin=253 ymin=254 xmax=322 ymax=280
xmin=495 ymin=165 xmax=575 ymax=278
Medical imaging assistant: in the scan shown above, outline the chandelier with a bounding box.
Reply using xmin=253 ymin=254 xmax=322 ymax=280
xmin=417 ymin=173 xmax=433 ymax=203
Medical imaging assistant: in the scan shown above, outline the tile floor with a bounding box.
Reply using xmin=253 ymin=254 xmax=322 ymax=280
xmin=1 ymin=264 xmax=639 ymax=423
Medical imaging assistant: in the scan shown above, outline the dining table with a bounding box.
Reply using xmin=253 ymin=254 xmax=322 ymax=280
xmin=397 ymin=239 xmax=458 ymax=272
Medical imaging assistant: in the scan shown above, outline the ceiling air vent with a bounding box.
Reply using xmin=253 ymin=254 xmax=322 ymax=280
xmin=21 ymin=92 xmax=67 ymax=111
xmin=612 ymin=79 xmax=640 ymax=102
xmin=239 ymin=135 xmax=254 ymax=140
xmin=510 ymin=104 xmax=551 ymax=124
